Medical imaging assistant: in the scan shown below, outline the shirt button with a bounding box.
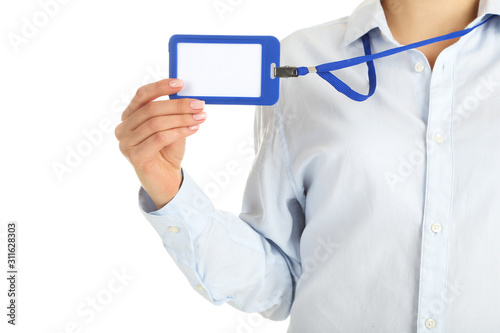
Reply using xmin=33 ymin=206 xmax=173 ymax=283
xmin=196 ymin=285 xmax=205 ymax=292
xmin=414 ymin=63 xmax=425 ymax=72
xmin=168 ymin=226 xmax=179 ymax=233
xmin=434 ymin=134 xmax=445 ymax=144
xmin=431 ymin=223 xmax=443 ymax=233
xmin=425 ymin=318 xmax=437 ymax=329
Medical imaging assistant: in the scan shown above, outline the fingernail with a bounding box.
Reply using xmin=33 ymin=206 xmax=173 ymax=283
xmin=188 ymin=125 xmax=200 ymax=131
xmin=169 ymin=79 xmax=183 ymax=88
xmin=190 ymin=100 xmax=205 ymax=110
xmin=193 ymin=112 xmax=207 ymax=120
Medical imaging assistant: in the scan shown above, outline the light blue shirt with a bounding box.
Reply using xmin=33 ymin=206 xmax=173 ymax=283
xmin=139 ymin=0 xmax=500 ymax=331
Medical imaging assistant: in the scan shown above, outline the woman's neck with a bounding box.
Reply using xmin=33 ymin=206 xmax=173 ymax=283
xmin=382 ymin=0 xmax=480 ymax=69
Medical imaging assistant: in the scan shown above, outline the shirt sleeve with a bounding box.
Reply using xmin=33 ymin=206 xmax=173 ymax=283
xmin=138 ymin=101 xmax=305 ymax=320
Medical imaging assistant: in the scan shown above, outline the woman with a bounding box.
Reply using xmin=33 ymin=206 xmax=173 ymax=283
xmin=115 ymin=0 xmax=500 ymax=331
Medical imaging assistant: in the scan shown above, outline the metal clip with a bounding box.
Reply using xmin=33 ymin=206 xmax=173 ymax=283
xmin=275 ymin=66 xmax=299 ymax=78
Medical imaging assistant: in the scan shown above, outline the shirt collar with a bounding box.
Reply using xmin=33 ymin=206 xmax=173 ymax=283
xmin=478 ymin=0 xmax=500 ymax=17
xmin=343 ymin=0 xmax=500 ymax=47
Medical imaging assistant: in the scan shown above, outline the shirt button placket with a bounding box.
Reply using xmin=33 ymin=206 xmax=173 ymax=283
xmin=416 ymin=55 xmax=454 ymax=333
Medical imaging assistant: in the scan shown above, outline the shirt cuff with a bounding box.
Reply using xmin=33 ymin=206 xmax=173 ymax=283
xmin=139 ymin=166 xmax=214 ymax=236
xmin=137 ymin=168 xmax=220 ymax=303
xmin=139 ymin=168 xmax=184 ymax=214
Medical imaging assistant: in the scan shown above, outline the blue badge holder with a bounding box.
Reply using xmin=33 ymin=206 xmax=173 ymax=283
xmin=169 ymin=35 xmax=281 ymax=106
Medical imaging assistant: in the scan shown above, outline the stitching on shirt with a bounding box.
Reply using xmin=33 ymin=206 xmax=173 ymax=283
xmin=416 ymin=67 xmax=434 ymax=328
xmin=274 ymin=103 xmax=307 ymax=211
xmin=441 ymin=31 xmax=467 ymax=331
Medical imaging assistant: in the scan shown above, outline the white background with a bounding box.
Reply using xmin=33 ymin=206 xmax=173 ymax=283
xmin=0 ymin=1 xmax=358 ymax=332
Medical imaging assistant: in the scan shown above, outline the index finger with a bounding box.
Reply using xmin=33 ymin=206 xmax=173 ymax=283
xmin=121 ymin=78 xmax=183 ymax=121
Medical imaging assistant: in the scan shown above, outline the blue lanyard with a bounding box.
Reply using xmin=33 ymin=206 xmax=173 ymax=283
xmin=276 ymin=15 xmax=496 ymax=102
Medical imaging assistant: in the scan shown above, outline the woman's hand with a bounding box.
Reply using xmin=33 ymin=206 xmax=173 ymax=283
xmin=115 ymin=79 xmax=207 ymax=209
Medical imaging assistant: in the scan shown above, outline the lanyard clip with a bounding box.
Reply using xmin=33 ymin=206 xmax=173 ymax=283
xmin=275 ymin=66 xmax=298 ymax=78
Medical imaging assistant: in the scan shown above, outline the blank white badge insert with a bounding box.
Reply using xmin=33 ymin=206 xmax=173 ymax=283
xmin=176 ymin=43 xmax=262 ymax=98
